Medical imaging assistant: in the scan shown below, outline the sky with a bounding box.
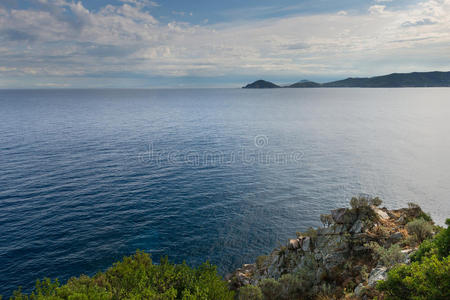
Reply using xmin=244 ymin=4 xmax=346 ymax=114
xmin=0 ymin=0 xmax=449 ymax=88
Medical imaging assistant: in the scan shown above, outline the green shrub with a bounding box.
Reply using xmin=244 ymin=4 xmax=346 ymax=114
xmin=377 ymin=254 xmax=450 ymax=300
xmin=238 ymin=285 xmax=262 ymax=300
xmin=370 ymin=197 xmax=383 ymax=207
xmin=350 ymin=196 xmax=369 ymax=209
xmin=10 ymin=251 xmax=234 ymax=300
xmin=412 ymin=218 xmax=450 ymax=262
xmin=406 ymin=218 xmax=433 ymax=245
xmin=258 ymin=278 xmax=281 ymax=299
xmin=349 ymin=196 xmax=378 ymax=221
xmin=378 ymin=219 xmax=450 ymax=300
xmin=255 ymin=255 xmax=268 ymax=270
xmin=367 ymin=242 xmax=405 ymax=267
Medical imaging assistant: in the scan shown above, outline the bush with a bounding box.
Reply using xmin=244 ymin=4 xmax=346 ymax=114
xmin=255 ymin=255 xmax=268 ymax=270
xmin=377 ymin=218 xmax=450 ymax=300
xmin=258 ymin=278 xmax=281 ymax=299
xmin=377 ymin=254 xmax=450 ymax=300
xmin=350 ymin=196 xmax=369 ymax=209
xmin=367 ymin=242 xmax=405 ymax=267
xmin=370 ymin=197 xmax=383 ymax=207
xmin=412 ymin=218 xmax=450 ymax=262
xmin=406 ymin=218 xmax=433 ymax=245
xmin=238 ymin=285 xmax=262 ymax=300
xmin=9 ymin=251 xmax=234 ymax=300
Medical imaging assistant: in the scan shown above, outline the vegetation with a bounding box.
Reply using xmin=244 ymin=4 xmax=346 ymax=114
xmin=8 ymin=251 xmax=234 ymax=300
xmin=406 ymin=218 xmax=434 ymax=246
xmin=377 ymin=219 xmax=450 ymax=299
xmin=238 ymin=285 xmax=262 ymax=300
xmin=367 ymin=242 xmax=405 ymax=268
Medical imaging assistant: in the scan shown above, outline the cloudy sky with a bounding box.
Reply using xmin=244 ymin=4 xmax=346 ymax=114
xmin=0 ymin=0 xmax=449 ymax=88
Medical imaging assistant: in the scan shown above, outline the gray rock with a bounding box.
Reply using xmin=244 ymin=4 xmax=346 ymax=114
xmin=317 ymin=227 xmax=334 ymax=235
xmin=334 ymin=224 xmax=346 ymax=234
xmin=350 ymin=220 xmax=364 ymax=233
xmin=398 ymin=216 xmax=406 ymax=224
xmin=354 ymin=283 xmax=365 ymax=297
xmin=323 ymin=252 xmax=346 ymax=271
xmin=368 ymin=267 xmax=387 ymax=287
xmin=331 ymin=208 xmax=348 ymax=224
xmin=388 ymin=232 xmax=404 ymax=244
xmin=373 ymin=207 xmax=389 ymax=220
xmin=302 ymin=237 xmax=311 ymax=252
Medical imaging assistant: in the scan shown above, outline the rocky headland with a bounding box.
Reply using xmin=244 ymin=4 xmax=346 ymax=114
xmin=228 ymin=197 xmax=440 ymax=299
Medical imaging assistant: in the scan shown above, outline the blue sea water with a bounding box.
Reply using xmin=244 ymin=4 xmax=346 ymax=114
xmin=0 ymin=88 xmax=449 ymax=296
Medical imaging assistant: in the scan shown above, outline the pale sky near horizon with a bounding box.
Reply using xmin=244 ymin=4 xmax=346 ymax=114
xmin=0 ymin=0 xmax=449 ymax=88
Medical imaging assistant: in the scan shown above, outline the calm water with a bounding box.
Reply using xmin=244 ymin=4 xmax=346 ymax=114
xmin=0 ymin=88 xmax=449 ymax=296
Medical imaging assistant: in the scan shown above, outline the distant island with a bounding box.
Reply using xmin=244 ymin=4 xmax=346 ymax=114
xmin=243 ymin=71 xmax=450 ymax=88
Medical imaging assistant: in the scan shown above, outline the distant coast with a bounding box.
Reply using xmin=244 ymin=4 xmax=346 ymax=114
xmin=243 ymin=71 xmax=450 ymax=88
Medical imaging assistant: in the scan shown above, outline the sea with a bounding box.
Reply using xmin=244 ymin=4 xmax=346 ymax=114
xmin=0 ymin=88 xmax=449 ymax=296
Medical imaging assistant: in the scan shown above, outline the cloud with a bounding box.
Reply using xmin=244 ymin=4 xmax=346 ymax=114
xmin=401 ymin=18 xmax=437 ymax=27
xmin=368 ymin=5 xmax=386 ymax=14
xmin=119 ymin=0 xmax=159 ymax=8
xmin=0 ymin=0 xmax=449 ymax=86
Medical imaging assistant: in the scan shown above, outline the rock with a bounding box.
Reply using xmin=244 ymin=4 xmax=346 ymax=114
xmin=302 ymin=237 xmax=311 ymax=252
xmin=350 ymin=220 xmax=364 ymax=233
xmin=334 ymin=224 xmax=346 ymax=234
xmin=388 ymin=232 xmax=404 ymax=244
xmin=331 ymin=208 xmax=348 ymax=224
xmin=398 ymin=216 xmax=406 ymax=224
xmin=373 ymin=207 xmax=389 ymax=220
xmin=354 ymin=283 xmax=365 ymax=297
xmin=368 ymin=267 xmax=387 ymax=287
xmin=323 ymin=251 xmax=347 ymax=271
xmin=288 ymin=239 xmax=300 ymax=250
xmin=317 ymin=227 xmax=334 ymax=235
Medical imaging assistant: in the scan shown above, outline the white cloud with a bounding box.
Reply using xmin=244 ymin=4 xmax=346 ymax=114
xmin=368 ymin=5 xmax=386 ymax=14
xmin=0 ymin=0 xmax=449 ymax=84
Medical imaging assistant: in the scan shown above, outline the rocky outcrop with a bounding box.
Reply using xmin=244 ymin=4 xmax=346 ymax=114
xmin=229 ymin=198 xmax=430 ymax=299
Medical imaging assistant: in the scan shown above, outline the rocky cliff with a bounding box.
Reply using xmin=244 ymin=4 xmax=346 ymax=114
xmin=228 ymin=197 xmax=433 ymax=299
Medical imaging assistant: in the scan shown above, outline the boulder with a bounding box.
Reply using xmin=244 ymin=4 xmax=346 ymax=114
xmin=331 ymin=208 xmax=348 ymax=224
xmin=350 ymin=220 xmax=364 ymax=233
xmin=302 ymin=237 xmax=311 ymax=252
xmin=354 ymin=283 xmax=365 ymax=297
xmin=288 ymin=239 xmax=300 ymax=250
xmin=368 ymin=267 xmax=387 ymax=287
xmin=373 ymin=207 xmax=389 ymax=220
xmin=388 ymin=232 xmax=404 ymax=245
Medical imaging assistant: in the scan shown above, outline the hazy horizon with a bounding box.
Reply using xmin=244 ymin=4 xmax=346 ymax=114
xmin=1 ymin=0 xmax=449 ymax=88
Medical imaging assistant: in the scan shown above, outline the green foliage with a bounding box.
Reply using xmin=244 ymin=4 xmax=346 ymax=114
xmin=370 ymin=197 xmax=383 ymax=207
xmin=367 ymin=242 xmax=405 ymax=267
xmin=9 ymin=251 xmax=234 ymax=300
xmin=349 ymin=196 xmax=377 ymax=221
xmin=255 ymin=256 xmax=267 ymax=270
xmin=350 ymin=196 xmax=369 ymax=209
xmin=238 ymin=285 xmax=262 ymax=300
xmin=406 ymin=218 xmax=434 ymax=245
xmin=377 ymin=254 xmax=450 ymax=300
xmin=412 ymin=218 xmax=450 ymax=262
xmin=258 ymin=279 xmax=281 ymax=299
xmin=378 ymin=219 xmax=450 ymax=300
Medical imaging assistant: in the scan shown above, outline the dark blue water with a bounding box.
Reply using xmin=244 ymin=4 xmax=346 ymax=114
xmin=0 ymin=88 xmax=449 ymax=296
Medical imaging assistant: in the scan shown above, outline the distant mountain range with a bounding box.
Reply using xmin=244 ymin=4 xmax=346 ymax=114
xmin=242 ymin=71 xmax=450 ymax=88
